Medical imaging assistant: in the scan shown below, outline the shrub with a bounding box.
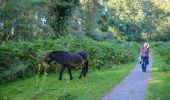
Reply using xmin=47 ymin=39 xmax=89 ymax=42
xmin=152 ymin=42 xmax=170 ymax=71
xmin=0 ymin=35 xmax=140 ymax=83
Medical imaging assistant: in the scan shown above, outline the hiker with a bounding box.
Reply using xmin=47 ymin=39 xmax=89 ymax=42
xmin=140 ymin=42 xmax=150 ymax=65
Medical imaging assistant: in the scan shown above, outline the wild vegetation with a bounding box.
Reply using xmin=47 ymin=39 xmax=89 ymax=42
xmin=0 ymin=35 xmax=139 ymax=83
xmin=147 ymin=42 xmax=170 ymax=100
xmin=0 ymin=0 xmax=170 ymax=100
xmin=152 ymin=42 xmax=170 ymax=71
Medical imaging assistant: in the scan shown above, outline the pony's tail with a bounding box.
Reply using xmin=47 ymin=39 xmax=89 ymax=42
xmin=85 ymin=60 xmax=89 ymax=73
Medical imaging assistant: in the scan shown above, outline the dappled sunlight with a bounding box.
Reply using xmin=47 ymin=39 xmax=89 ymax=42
xmin=152 ymin=67 xmax=159 ymax=71
xmin=148 ymin=78 xmax=162 ymax=84
xmin=166 ymin=72 xmax=170 ymax=76
xmin=152 ymin=0 xmax=170 ymax=12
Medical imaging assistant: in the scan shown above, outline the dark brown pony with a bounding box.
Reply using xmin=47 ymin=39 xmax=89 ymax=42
xmin=43 ymin=51 xmax=89 ymax=80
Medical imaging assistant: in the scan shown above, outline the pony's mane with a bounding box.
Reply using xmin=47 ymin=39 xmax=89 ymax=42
xmin=51 ymin=50 xmax=69 ymax=54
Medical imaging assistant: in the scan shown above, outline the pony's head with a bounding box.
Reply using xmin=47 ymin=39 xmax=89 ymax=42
xmin=43 ymin=52 xmax=53 ymax=64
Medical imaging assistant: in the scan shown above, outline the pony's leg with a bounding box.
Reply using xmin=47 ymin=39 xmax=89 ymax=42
xmin=67 ymin=67 xmax=73 ymax=80
xmin=82 ymin=61 xmax=89 ymax=77
xmin=79 ymin=67 xmax=85 ymax=78
xmin=83 ymin=64 xmax=86 ymax=77
xmin=85 ymin=61 xmax=89 ymax=73
xmin=59 ymin=66 xmax=65 ymax=80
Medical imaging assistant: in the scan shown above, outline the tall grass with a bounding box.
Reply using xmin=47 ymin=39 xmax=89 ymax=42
xmin=152 ymin=42 xmax=170 ymax=71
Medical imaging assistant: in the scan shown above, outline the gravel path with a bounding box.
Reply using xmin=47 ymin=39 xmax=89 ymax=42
xmin=102 ymin=55 xmax=152 ymax=100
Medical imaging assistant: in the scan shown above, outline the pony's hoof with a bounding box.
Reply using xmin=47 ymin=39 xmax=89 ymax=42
xmin=59 ymin=78 xmax=62 ymax=80
xmin=83 ymin=74 xmax=86 ymax=77
xmin=70 ymin=77 xmax=73 ymax=80
xmin=79 ymin=76 xmax=82 ymax=78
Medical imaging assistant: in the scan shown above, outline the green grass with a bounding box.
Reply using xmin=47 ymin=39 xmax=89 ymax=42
xmin=0 ymin=62 xmax=136 ymax=100
xmin=147 ymin=51 xmax=170 ymax=100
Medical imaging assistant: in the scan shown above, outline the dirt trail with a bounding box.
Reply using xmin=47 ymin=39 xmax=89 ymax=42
xmin=102 ymin=55 xmax=152 ymax=100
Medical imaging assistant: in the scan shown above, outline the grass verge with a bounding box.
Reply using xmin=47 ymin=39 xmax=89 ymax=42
xmin=0 ymin=62 xmax=136 ymax=100
xmin=147 ymin=51 xmax=170 ymax=100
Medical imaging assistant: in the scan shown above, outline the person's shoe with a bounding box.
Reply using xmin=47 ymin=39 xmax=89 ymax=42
xmin=140 ymin=61 xmax=141 ymax=64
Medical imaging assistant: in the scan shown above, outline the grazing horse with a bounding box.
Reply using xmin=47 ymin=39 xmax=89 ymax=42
xmin=43 ymin=51 xmax=89 ymax=80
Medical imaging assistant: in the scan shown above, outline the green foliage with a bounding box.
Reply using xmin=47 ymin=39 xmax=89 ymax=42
xmin=0 ymin=0 xmax=80 ymax=41
xmin=98 ymin=15 xmax=109 ymax=32
xmin=152 ymin=42 xmax=170 ymax=71
xmin=1 ymin=0 xmax=170 ymax=41
xmin=105 ymin=0 xmax=145 ymax=40
xmin=147 ymin=48 xmax=170 ymax=100
xmin=101 ymin=0 xmax=170 ymax=41
xmin=0 ymin=0 xmax=53 ymax=41
xmin=107 ymin=0 xmax=146 ymax=22
xmin=0 ymin=42 xmax=41 ymax=83
xmin=49 ymin=0 xmax=80 ymax=36
xmin=0 ymin=35 xmax=140 ymax=83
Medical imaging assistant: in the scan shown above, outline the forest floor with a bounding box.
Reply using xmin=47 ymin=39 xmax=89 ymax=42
xmin=102 ymin=55 xmax=153 ymax=100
